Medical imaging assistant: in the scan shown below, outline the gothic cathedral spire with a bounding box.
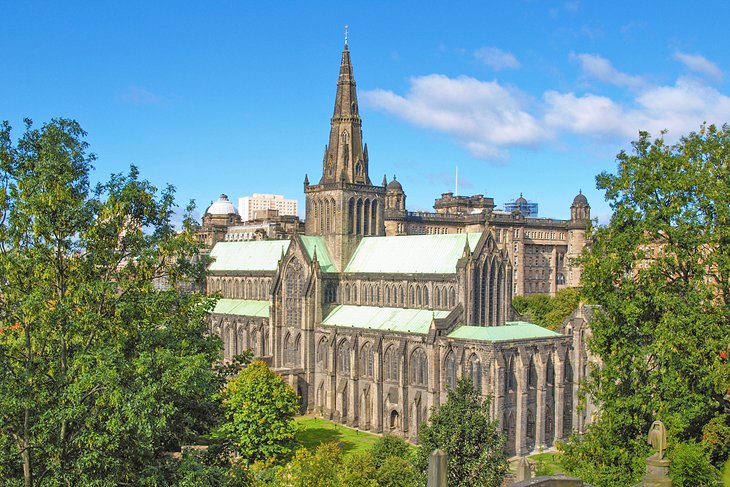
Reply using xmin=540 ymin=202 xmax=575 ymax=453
xmin=305 ymin=37 xmax=385 ymax=270
xmin=321 ymin=41 xmax=370 ymax=185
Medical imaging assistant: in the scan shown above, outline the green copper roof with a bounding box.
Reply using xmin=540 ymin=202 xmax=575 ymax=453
xmin=344 ymin=233 xmax=482 ymax=274
xmin=447 ymin=322 xmax=561 ymax=342
xmin=208 ymin=240 xmax=290 ymax=272
xmin=300 ymin=236 xmax=338 ymax=273
xmin=212 ymin=299 xmax=270 ymax=318
xmin=321 ymin=305 xmax=451 ymax=334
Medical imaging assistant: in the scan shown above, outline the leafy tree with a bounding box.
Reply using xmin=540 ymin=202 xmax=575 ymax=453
xmin=370 ymin=434 xmax=412 ymax=468
xmin=274 ymin=442 xmax=341 ymax=487
xmin=0 ymin=119 xmax=221 ymax=486
xmin=415 ymin=378 xmax=508 ymax=487
xmin=376 ymin=455 xmax=419 ymax=487
xmin=338 ymin=451 xmax=379 ymax=487
xmin=669 ymin=442 xmax=716 ymax=487
xmin=512 ymin=287 xmax=580 ymax=330
xmin=561 ymin=125 xmax=730 ymax=486
xmin=216 ymin=360 xmax=300 ymax=462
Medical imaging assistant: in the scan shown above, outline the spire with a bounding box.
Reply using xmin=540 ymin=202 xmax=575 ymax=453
xmin=304 ymin=174 xmax=309 ymax=186
xmin=382 ymin=174 xmax=387 ymax=186
xmin=320 ymin=37 xmax=369 ymax=185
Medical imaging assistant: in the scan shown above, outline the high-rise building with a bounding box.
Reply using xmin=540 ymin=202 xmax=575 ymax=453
xmin=238 ymin=193 xmax=298 ymax=222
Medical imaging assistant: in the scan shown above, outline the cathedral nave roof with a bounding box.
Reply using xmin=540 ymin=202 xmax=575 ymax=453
xmin=344 ymin=233 xmax=482 ymax=274
xmin=321 ymin=305 xmax=450 ymax=334
xmin=208 ymin=240 xmax=290 ymax=272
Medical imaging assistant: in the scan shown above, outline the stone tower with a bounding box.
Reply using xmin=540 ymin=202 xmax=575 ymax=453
xmin=567 ymin=191 xmax=590 ymax=287
xmin=305 ymin=39 xmax=385 ymax=269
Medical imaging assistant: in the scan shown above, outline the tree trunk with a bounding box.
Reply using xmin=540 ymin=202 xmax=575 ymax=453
xmin=22 ymin=408 xmax=32 ymax=487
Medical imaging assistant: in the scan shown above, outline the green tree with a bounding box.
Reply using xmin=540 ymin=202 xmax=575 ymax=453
xmin=370 ymin=434 xmax=412 ymax=468
xmin=669 ymin=442 xmax=716 ymax=487
xmin=415 ymin=378 xmax=508 ymax=487
xmin=0 ymin=119 xmax=221 ymax=486
xmin=338 ymin=451 xmax=378 ymax=487
xmin=561 ymin=125 xmax=730 ymax=486
xmin=512 ymin=287 xmax=580 ymax=330
xmin=217 ymin=360 xmax=300 ymax=461
xmin=274 ymin=442 xmax=341 ymax=487
xmin=376 ymin=455 xmax=419 ymax=487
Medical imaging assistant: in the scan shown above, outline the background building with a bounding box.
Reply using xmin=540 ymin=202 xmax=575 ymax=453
xmin=384 ymin=182 xmax=590 ymax=296
xmin=239 ymin=193 xmax=298 ymax=222
xmin=504 ymin=194 xmax=538 ymax=217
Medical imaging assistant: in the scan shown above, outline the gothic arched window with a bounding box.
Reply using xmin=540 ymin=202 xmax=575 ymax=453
xmin=469 ymin=354 xmax=482 ymax=394
xmin=316 ymin=338 xmax=328 ymax=371
xmin=411 ymin=349 xmax=428 ymax=386
xmin=384 ymin=346 xmax=399 ymax=382
xmin=506 ymin=356 xmax=516 ymax=394
xmin=528 ymin=357 xmax=537 ymax=389
xmin=360 ymin=343 xmax=374 ymax=377
xmin=445 ymin=352 xmax=456 ymax=389
xmin=284 ymin=259 xmax=304 ymax=327
xmin=338 ymin=340 xmax=351 ymax=375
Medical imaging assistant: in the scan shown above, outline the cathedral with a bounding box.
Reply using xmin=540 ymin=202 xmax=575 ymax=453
xmin=206 ymin=40 xmax=593 ymax=456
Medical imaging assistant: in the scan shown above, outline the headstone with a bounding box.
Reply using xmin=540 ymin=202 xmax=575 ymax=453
xmin=516 ymin=457 xmax=532 ymax=481
xmin=428 ymin=449 xmax=448 ymax=487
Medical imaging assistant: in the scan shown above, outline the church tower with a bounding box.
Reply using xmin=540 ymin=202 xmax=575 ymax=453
xmin=305 ymin=37 xmax=385 ymax=270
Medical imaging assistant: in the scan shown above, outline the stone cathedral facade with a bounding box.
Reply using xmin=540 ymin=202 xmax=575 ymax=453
xmin=207 ymin=41 xmax=594 ymax=456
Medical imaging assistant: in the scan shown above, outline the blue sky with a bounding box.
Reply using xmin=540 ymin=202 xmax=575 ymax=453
xmin=3 ymin=1 xmax=730 ymax=223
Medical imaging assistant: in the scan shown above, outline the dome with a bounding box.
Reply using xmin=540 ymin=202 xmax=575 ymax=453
xmin=386 ymin=176 xmax=403 ymax=191
xmin=206 ymin=194 xmax=238 ymax=215
xmin=515 ymin=193 xmax=527 ymax=204
xmin=572 ymin=191 xmax=589 ymax=207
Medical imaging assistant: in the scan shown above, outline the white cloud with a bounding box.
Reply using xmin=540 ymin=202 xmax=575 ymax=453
xmin=119 ymin=86 xmax=165 ymax=105
xmin=674 ymin=52 xmax=723 ymax=82
xmin=573 ymin=53 xmax=645 ymax=89
xmin=362 ymin=53 xmax=730 ymax=161
xmin=474 ymin=47 xmax=520 ymax=71
xmin=362 ymin=75 xmax=547 ymax=159
xmin=543 ymin=91 xmax=634 ymax=137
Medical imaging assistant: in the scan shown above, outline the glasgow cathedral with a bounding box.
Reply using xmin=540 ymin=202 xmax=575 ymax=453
xmin=205 ymin=40 xmax=595 ymax=456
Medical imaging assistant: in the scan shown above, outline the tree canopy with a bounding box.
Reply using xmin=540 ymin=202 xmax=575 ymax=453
xmin=512 ymin=287 xmax=580 ymax=330
xmin=415 ymin=378 xmax=508 ymax=487
xmin=0 ymin=119 xmax=221 ymax=486
xmin=216 ymin=360 xmax=300 ymax=462
xmin=561 ymin=125 xmax=730 ymax=486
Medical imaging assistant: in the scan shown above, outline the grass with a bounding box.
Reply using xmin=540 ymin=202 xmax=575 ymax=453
xmin=528 ymin=451 xmax=566 ymax=476
xmin=295 ymin=416 xmax=381 ymax=457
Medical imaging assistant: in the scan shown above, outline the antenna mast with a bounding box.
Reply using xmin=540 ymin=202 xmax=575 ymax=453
xmin=455 ymin=165 xmax=459 ymax=196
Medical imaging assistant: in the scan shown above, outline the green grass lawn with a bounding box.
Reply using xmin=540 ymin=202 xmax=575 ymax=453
xmin=295 ymin=416 xmax=382 ymax=457
xmin=528 ymin=452 xmax=566 ymax=476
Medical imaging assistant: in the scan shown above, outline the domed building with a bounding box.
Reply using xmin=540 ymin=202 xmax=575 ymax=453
xmin=198 ymin=194 xmax=242 ymax=248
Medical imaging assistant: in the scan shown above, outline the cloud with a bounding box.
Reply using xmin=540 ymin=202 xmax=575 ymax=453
xmin=119 ymin=86 xmax=165 ymax=105
xmin=474 ymin=47 xmax=520 ymax=71
xmin=363 ymin=52 xmax=730 ymax=161
xmin=673 ymin=52 xmax=723 ymax=82
xmin=362 ymin=75 xmax=548 ymax=159
xmin=573 ymin=53 xmax=645 ymax=88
